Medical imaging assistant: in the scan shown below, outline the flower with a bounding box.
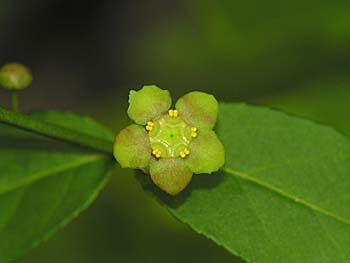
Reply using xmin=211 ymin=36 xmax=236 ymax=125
xmin=113 ymin=85 xmax=225 ymax=195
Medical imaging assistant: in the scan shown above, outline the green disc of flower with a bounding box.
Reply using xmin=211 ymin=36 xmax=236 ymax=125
xmin=185 ymin=129 xmax=225 ymax=174
xmin=175 ymin=91 xmax=218 ymax=129
xmin=0 ymin=63 xmax=33 ymax=90
xmin=113 ymin=124 xmax=151 ymax=169
xmin=148 ymin=114 xmax=193 ymax=158
xmin=128 ymin=85 xmax=172 ymax=125
xmin=150 ymin=158 xmax=193 ymax=195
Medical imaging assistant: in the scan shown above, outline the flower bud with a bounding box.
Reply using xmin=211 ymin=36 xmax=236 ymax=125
xmin=0 ymin=63 xmax=32 ymax=90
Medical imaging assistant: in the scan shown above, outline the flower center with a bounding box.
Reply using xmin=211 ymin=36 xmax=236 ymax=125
xmin=146 ymin=110 xmax=197 ymax=158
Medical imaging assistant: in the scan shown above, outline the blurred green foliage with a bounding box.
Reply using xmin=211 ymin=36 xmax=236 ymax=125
xmin=0 ymin=0 xmax=349 ymax=262
xmin=129 ymin=0 xmax=350 ymax=100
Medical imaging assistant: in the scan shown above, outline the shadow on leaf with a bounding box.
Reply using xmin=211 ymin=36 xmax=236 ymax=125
xmin=135 ymin=170 xmax=225 ymax=208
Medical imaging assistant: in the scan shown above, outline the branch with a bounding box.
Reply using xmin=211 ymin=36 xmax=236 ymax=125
xmin=0 ymin=107 xmax=113 ymax=154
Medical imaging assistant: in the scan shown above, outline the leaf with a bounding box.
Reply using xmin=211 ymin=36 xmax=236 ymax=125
xmin=138 ymin=102 xmax=350 ymax=263
xmin=0 ymin=111 xmax=115 ymax=262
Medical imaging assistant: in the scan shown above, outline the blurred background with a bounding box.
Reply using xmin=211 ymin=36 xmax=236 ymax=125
xmin=1 ymin=0 xmax=350 ymax=262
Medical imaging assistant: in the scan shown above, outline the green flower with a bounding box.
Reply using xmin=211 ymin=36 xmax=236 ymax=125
xmin=113 ymin=85 xmax=225 ymax=195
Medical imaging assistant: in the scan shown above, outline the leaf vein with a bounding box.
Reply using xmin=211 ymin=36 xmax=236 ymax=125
xmin=314 ymin=211 xmax=347 ymax=262
xmin=0 ymin=155 xmax=106 ymax=195
xmin=235 ymin=177 xmax=274 ymax=263
xmin=222 ymin=167 xmax=350 ymax=225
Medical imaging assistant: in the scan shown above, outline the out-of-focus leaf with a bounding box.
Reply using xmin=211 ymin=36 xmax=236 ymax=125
xmin=139 ymin=103 xmax=350 ymax=263
xmin=0 ymin=111 xmax=115 ymax=262
xmin=127 ymin=0 xmax=350 ymax=99
xmin=259 ymin=78 xmax=350 ymax=136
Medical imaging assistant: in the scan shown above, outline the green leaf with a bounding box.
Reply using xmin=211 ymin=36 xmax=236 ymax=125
xmin=138 ymin=102 xmax=350 ymax=263
xmin=0 ymin=111 xmax=115 ymax=262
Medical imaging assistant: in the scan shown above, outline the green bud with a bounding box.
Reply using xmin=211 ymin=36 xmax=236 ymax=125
xmin=0 ymin=63 xmax=33 ymax=90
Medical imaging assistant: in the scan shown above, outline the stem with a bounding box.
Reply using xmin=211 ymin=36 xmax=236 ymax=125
xmin=11 ymin=91 xmax=19 ymax=112
xmin=0 ymin=107 xmax=113 ymax=154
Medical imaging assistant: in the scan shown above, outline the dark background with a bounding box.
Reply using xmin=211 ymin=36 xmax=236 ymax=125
xmin=1 ymin=1 xmax=350 ymax=262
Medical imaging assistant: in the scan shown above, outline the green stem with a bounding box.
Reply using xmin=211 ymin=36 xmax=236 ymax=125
xmin=0 ymin=107 xmax=113 ymax=154
xmin=11 ymin=91 xmax=19 ymax=112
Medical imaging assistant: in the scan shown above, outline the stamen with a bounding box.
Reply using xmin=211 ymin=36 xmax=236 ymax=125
xmin=168 ymin=109 xmax=178 ymax=117
xmin=179 ymin=148 xmax=190 ymax=158
xmin=146 ymin=121 xmax=154 ymax=131
xmin=152 ymin=149 xmax=161 ymax=158
xmin=191 ymin=127 xmax=198 ymax=138
xmin=179 ymin=151 xmax=186 ymax=158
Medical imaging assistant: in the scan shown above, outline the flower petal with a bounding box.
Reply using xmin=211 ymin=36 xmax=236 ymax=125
xmin=175 ymin=91 xmax=218 ymax=129
xmin=128 ymin=85 xmax=172 ymax=125
xmin=113 ymin=124 xmax=151 ymax=169
xmin=150 ymin=158 xmax=193 ymax=195
xmin=185 ymin=129 xmax=225 ymax=174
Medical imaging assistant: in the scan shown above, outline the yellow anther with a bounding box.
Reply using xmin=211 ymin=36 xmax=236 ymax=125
xmin=146 ymin=125 xmax=153 ymax=131
xmin=147 ymin=121 xmax=154 ymax=126
xmin=184 ymin=148 xmax=190 ymax=155
xmin=168 ymin=109 xmax=178 ymax=117
xmin=179 ymin=151 xmax=186 ymax=158
xmin=152 ymin=149 xmax=161 ymax=158
xmin=191 ymin=128 xmax=198 ymax=138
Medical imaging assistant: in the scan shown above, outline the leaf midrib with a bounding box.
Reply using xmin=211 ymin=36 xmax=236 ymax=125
xmin=222 ymin=167 xmax=350 ymax=225
xmin=0 ymin=155 xmax=107 ymax=195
